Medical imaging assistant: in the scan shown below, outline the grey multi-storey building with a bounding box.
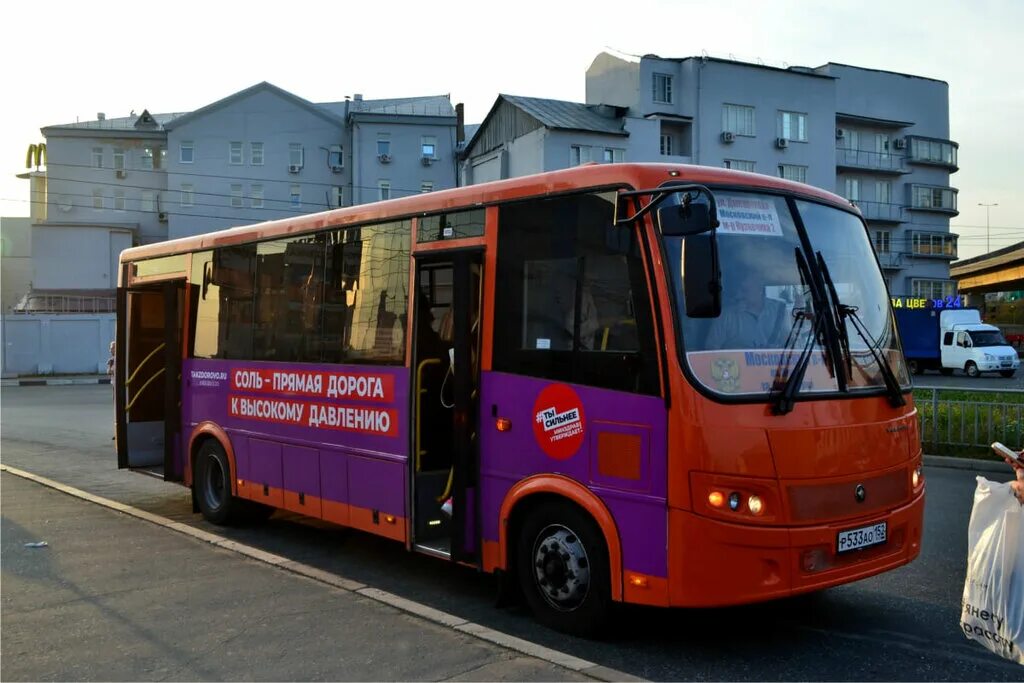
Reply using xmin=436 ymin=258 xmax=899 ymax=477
xmin=462 ymin=52 xmax=959 ymax=297
xmin=19 ymin=83 xmax=457 ymax=310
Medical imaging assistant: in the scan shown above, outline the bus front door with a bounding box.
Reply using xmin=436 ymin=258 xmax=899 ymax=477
xmin=411 ymin=250 xmax=482 ymax=563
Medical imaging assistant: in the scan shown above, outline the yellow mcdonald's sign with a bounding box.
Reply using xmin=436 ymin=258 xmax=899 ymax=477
xmin=25 ymin=142 xmax=47 ymax=169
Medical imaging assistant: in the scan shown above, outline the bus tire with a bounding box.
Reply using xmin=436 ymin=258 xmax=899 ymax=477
xmin=965 ymin=361 xmax=980 ymax=378
xmin=194 ymin=440 xmax=245 ymax=525
xmin=516 ymin=500 xmax=611 ymax=638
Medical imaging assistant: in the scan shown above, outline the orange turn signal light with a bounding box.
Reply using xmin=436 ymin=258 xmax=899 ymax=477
xmin=495 ymin=418 xmax=512 ymax=432
xmin=708 ymin=491 xmax=725 ymax=508
xmin=384 ymin=514 xmax=396 ymax=525
xmin=627 ymin=574 xmax=649 ymax=588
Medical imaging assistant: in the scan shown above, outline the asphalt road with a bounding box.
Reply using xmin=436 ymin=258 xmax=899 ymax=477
xmin=2 ymin=385 xmax=1022 ymax=681
xmin=913 ymin=367 xmax=1023 ymax=391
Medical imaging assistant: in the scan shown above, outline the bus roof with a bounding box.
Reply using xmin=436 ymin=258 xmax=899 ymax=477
xmin=121 ymin=163 xmax=853 ymax=263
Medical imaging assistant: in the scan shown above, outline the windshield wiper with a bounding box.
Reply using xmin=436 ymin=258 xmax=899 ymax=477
xmin=771 ymin=248 xmax=831 ymax=415
xmin=815 ymin=253 xmax=905 ymax=407
xmin=815 ymin=253 xmax=850 ymax=392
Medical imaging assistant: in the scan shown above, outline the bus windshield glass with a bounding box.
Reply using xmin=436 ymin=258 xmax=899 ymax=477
xmin=663 ymin=191 xmax=909 ymax=399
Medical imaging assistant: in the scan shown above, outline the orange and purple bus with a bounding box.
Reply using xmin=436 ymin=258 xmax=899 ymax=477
xmin=115 ymin=163 xmax=924 ymax=635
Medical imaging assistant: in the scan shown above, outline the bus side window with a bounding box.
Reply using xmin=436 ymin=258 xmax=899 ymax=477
xmin=495 ymin=191 xmax=659 ymax=396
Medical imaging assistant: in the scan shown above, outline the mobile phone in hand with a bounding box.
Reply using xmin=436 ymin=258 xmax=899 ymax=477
xmin=991 ymin=442 xmax=1023 ymax=465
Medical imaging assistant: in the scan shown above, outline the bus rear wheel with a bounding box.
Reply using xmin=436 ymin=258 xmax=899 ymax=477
xmin=516 ymin=500 xmax=611 ymax=637
xmin=194 ymin=440 xmax=263 ymax=525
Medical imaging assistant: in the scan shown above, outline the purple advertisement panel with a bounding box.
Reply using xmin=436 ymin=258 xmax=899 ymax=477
xmin=479 ymin=371 xmax=668 ymax=578
xmin=183 ymin=358 xmax=409 ymax=516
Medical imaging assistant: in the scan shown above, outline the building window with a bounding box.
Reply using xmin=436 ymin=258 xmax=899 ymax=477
xmin=377 ymin=135 xmax=391 ymax=157
xmin=875 ymin=134 xmax=891 ymax=157
xmin=873 ymin=230 xmax=891 ymax=254
xmin=181 ymin=183 xmax=194 ymax=207
xmin=378 ymin=180 xmax=391 ymax=201
xmin=113 ymin=190 xmax=126 ymax=211
xmin=909 ymin=137 xmax=958 ymax=166
xmin=420 ymin=182 xmax=433 ymax=193
xmin=328 ymin=145 xmax=343 ymax=168
xmin=140 ymin=147 xmax=155 ymax=170
xmin=289 ymin=143 xmax=304 ymax=168
xmin=229 ymin=142 xmax=243 ymax=165
xmin=722 ymin=104 xmax=756 ymax=136
xmin=724 ymin=159 xmax=755 ymax=173
xmin=602 ymin=148 xmax=624 ymax=164
xmin=92 ymin=189 xmax=104 ymax=209
xmin=844 ymin=178 xmax=861 ymax=201
xmin=113 ymin=148 xmax=125 ymax=170
xmin=911 ymin=279 xmax=956 ymax=299
xmin=332 ymin=186 xmax=344 ymax=207
xmin=911 ymin=185 xmax=958 ymax=211
xmin=141 ymin=191 xmax=155 ymax=213
xmin=158 ymin=148 xmax=167 ymax=169
xmin=569 ymin=145 xmax=592 ymax=167
xmin=660 ymin=134 xmax=673 ymax=156
xmin=92 ymin=147 xmax=103 ymax=168
xmin=251 ymin=142 xmax=264 ymax=166
xmin=231 ymin=184 xmax=243 ymax=208
xmin=421 ymin=136 xmax=437 ymax=158
xmin=841 ymin=129 xmax=861 ymax=150
xmin=250 ymin=184 xmax=264 ymax=209
xmin=779 ymin=164 xmax=808 ymax=183
xmin=911 ymin=232 xmax=957 ymax=258
xmin=778 ymin=111 xmax=807 ymax=142
xmin=290 ymin=184 xmax=301 ymax=207
xmin=876 ymin=180 xmax=892 ymax=204
xmin=653 ymin=72 xmax=673 ymax=104
xmin=180 ymin=142 xmax=194 ymax=164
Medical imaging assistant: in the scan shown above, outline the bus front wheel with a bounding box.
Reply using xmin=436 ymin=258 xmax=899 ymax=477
xmin=194 ymin=440 xmax=253 ymax=525
xmin=516 ymin=500 xmax=611 ymax=637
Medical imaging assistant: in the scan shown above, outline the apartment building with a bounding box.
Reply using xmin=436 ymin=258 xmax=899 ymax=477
xmin=17 ymin=83 xmax=457 ymax=310
xmin=462 ymin=52 xmax=958 ymax=297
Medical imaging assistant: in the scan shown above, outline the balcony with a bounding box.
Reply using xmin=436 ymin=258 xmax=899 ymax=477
xmin=836 ymin=148 xmax=908 ymax=174
xmin=906 ymin=136 xmax=959 ymax=172
xmin=909 ymin=231 xmax=958 ymax=260
xmin=853 ymin=200 xmax=905 ymax=224
xmin=908 ymin=184 xmax=959 ymax=216
xmin=875 ymin=251 xmax=905 ymax=270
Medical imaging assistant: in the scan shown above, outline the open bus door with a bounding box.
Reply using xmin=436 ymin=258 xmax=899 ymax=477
xmin=116 ymin=279 xmax=185 ymax=481
xmin=410 ymin=249 xmax=482 ymax=563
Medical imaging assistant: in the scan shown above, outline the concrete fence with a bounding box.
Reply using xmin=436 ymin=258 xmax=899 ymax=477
xmin=1 ymin=313 xmax=115 ymax=376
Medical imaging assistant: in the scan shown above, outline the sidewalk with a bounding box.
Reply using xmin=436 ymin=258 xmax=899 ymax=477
xmin=1 ymin=472 xmax=593 ymax=682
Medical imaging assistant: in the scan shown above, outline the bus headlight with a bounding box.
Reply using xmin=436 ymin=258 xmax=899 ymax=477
xmin=728 ymin=492 xmax=741 ymax=511
xmin=748 ymin=495 xmax=764 ymax=515
xmin=912 ymin=465 xmax=923 ymax=489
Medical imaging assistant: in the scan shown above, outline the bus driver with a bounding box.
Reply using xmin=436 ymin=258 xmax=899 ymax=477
xmin=705 ymin=266 xmax=788 ymax=350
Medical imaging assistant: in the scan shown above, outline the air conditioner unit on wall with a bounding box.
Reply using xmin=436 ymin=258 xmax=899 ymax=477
xmin=288 ymin=164 xmax=302 ymax=173
xmin=776 ymin=137 xmax=789 ymax=149
xmin=721 ymin=131 xmax=736 ymax=143
xmin=115 ymin=169 xmax=127 ymax=179
xmin=836 ymin=128 xmax=846 ymax=139
xmin=158 ymin=211 xmax=168 ymax=222
xmin=421 ymin=156 xmax=435 ymax=166
xmin=894 ymin=138 xmax=907 ymax=150
xmin=330 ymin=164 xmax=343 ymax=173
xmin=378 ymin=153 xmax=392 ymax=164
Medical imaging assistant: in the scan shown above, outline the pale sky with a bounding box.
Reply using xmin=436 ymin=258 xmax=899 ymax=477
xmin=2 ymin=0 xmax=1020 ymax=259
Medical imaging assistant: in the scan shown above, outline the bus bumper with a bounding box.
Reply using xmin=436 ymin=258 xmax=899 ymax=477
xmin=665 ymin=488 xmax=925 ymax=607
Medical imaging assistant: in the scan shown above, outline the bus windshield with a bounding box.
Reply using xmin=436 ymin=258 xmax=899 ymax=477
xmin=663 ymin=191 xmax=910 ymax=399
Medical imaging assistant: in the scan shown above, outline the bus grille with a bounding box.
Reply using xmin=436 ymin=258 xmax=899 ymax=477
xmin=785 ymin=467 xmax=909 ymax=524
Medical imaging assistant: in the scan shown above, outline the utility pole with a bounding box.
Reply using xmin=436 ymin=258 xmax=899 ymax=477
xmin=978 ymin=202 xmax=998 ymax=254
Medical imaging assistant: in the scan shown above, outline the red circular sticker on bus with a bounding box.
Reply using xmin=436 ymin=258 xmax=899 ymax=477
xmin=532 ymin=384 xmax=586 ymax=460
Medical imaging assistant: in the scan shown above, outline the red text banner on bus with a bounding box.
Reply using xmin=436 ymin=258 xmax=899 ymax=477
xmin=229 ymin=368 xmax=395 ymax=402
xmin=227 ymin=394 xmax=398 ymax=437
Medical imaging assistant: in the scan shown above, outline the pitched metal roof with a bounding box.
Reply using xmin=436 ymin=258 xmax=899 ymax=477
xmin=317 ymin=95 xmax=455 ymax=119
xmin=45 ymin=112 xmax=187 ymax=131
xmin=162 ymin=82 xmax=345 ymax=130
xmin=499 ymin=95 xmax=626 ymax=135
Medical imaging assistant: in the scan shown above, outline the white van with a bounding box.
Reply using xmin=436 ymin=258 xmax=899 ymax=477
xmin=939 ymin=310 xmax=1019 ymax=378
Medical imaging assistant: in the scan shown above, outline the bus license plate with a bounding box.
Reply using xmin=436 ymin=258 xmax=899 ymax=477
xmin=837 ymin=522 xmax=887 ymax=554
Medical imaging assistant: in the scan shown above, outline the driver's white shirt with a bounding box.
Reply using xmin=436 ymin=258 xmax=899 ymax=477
xmin=705 ymin=297 xmax=788 ymax=350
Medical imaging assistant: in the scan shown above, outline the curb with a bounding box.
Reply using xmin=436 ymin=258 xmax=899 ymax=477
xmin=1 ymin=377 xmax=110 ymax=387
xmin=923 ymin=454 xmax=1013 ymax=474
xmin=0 ymin=464 xmax=641 ymax=683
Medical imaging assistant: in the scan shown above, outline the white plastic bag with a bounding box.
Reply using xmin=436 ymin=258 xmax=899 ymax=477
xmin=961 ymin=476 xmax=1024 ymax=665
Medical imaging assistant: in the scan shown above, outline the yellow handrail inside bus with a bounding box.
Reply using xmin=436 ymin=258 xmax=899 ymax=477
xmin=126 ymin=343 xmax=166 ymax=386
xmin=415 ymin=358 xmax=441 ymax=473
xmin=125 ymin=367 xmax=165 ymax=412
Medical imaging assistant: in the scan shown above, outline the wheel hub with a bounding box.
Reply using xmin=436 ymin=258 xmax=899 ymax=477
xmin=532 ymin=525 xmax=590 ymax=611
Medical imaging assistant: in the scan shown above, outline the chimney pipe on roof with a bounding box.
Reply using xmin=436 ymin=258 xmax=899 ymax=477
xmin=456 ymin=103 xmax=465 ymax=144
xmin=97 ymin=112 xmax=105 ymax=121
xmin=353 ymin=93 xmax=363 ymax=101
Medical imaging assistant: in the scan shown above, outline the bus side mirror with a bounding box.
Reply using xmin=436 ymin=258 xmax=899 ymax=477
xmin=658 ymin=202 xmax=714 ymax=236
xmin=683 ymin=231 xmax=722 ymax=318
